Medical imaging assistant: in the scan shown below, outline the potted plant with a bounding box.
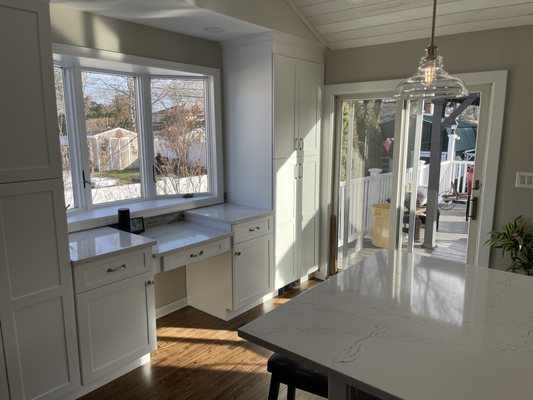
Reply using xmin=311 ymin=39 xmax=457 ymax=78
xmin=485 ymin=216 xmax=533 ymax=275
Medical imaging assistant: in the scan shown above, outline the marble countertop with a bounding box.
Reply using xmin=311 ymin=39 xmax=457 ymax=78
xmin=239 ymin=250 xmax=533 ymax=400
xmin=184 ymin=203 xmax=272 ymax=225
xmin=142 ymin=221 xmax=232 ymax=257
xmin=69 ymin=227 xmax=156 ymax=265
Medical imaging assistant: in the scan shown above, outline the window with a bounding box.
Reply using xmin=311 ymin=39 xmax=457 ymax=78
xmin=81 ymin=71 xmax=141 ymax=205
xmin=53 ymin=50 xmax=221 ymax=219
xmin=151 ymin=78 xmax=208 ymax=196
xmin=54 ymin=66 xmax=75 ymax=209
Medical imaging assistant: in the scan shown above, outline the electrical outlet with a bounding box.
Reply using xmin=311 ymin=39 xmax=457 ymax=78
xmin=515 ymin=172 xmax=533 ymax=188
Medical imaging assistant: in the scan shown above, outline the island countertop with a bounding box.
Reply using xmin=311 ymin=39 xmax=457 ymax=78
xmin=239 ymin=250 xmax=533 ymax=400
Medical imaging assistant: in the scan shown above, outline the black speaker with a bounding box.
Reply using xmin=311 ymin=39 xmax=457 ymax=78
xmin=117 ymin=208 xmax=131 ymax=232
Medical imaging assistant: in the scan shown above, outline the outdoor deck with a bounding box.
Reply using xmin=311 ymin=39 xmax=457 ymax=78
xmin=345 ymin=203 xmax=468 ymax=267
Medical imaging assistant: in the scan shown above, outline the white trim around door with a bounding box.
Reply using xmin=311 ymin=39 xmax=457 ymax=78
xmin=319 ymin=71 xmax=507 ymax=275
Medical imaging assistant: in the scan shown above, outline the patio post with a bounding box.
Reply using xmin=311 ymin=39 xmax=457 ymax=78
xmin=423 ymin=99 xmax=445 ymax=249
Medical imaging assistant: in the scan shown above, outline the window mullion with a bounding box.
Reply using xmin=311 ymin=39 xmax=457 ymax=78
xmin=70 ymin=63 xmax=93 ymax=210
xmin=137 ymin=74 xmax=156 ymax=199
xmin=208 ymin=74 xmax=224 ymax=199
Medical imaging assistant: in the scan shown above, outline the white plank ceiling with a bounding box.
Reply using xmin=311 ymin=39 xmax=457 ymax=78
xmin=287 ymin=0 xmax=533 ymax=48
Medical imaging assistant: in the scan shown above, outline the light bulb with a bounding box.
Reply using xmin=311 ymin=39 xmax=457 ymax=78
xmin=424 ymin=59 xmax=436 ymax=85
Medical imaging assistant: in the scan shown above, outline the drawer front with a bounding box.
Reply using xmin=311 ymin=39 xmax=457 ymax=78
xmin=162 ymin=237 xmax=231 ymax=272
xmin=233 ymin=216 xmax=272 ymax=244
xmin=73 ymin=249 xmax=151 ymax=293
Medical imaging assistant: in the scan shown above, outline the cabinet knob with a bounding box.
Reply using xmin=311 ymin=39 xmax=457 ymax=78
xmin=107 ymin=264 xmax=127 ymax=273
xmin=235 ymin=251 xmax=242 ymax=256
xmin=146 ymin=280 xmax=155 ymax=286
xmin=248 ymin=226 xmax=261 ymax=232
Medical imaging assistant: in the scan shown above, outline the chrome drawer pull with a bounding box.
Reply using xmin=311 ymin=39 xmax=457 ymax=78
xmin=146 ymin=280 xmax=155 ymax=286
xmin=235 ymin=251 xmax=242 ymax=256
xmin=107 ymin=264 xmax=127 ymax=273
xmin=190 ymin=250 xmax=204 ymax=258
xmin=248 ymin=226 xmax=261 ymax=232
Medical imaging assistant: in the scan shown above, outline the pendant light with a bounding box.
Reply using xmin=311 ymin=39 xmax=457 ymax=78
xmin=394 ymin=0 xmax=468 ymax=99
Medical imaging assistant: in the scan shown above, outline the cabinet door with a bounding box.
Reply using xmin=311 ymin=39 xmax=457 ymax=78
xmin=76 ymin=272 xmax=156 ymax=384
xmin=297 ymin=60 xmax=322 ymax=158
xmin=0 ymin=0 xmax=61 ymax=183
xmin=274 ymin=158 xmax=298 ymax=290
xmin=0 ymin=327 xmax=9 ymax=400
xmin=233 ymin=235 xmax=273 ymax=311
xmin=0 ymin=179 xmax=80 ymax=400
xmin=298 ymin=157 xmax=320 ymax=277
xmin=273 ymin=55 xmax=297 ymax=159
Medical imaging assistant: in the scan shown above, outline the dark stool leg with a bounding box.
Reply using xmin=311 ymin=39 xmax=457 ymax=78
xmin=287 ymin=385 xmax=296 ymax=400
xmin=268 ymin=376 xmax=280 ymax=400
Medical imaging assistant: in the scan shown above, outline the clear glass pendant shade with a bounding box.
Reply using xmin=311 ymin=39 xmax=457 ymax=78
xmin=395 ymin=48 xmax=468 ymax=99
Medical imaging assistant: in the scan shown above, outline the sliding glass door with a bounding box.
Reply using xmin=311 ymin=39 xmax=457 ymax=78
xmin=333 ymin=95 xmax=398 ymax=270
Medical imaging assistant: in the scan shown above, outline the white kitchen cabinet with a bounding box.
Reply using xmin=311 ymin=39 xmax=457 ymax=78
xmin=274 ymin=156 xmax=319 ymax=290
xmin=273 ymin=55 xmax=322 ymax=160
xmin=0 ymin=0 xmax=61 ymax=184
xmin=233 ymin=235 xmax=273 ymax=310
xmin=0 ymin=180 xmax=80 ymax=400
xmin=223 ymin=34 xmax=324 ymax=290
xmin=72 ymin=248 xmax=156 ymax=385
xmin=0 ymin=327 xmax=9 ymax=400
xmin=75 ymin=272 xmax=156 ymax=384
xmin=184 ymin=206 xmax=274 ymax=320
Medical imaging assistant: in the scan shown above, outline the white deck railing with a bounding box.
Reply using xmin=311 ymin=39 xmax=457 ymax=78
xmin=338 ymin=160 xmax=474 ymax=244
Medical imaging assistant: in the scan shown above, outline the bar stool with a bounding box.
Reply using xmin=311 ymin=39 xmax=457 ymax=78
xmin=267 ymin=353 xmax=328 ymax=400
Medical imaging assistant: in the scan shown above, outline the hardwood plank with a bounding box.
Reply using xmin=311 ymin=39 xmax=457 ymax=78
xmin=80 ymin=279 xmax=324 ymax=400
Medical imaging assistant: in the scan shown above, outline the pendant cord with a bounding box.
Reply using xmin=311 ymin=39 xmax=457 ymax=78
xmin=429 ymin=0 xmax=437 ymax=48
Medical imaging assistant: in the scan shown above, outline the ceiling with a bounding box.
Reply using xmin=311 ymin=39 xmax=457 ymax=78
xmin=52 ymin=0 xmax=533 ymax=49
xmin=51 ymin=0 xmax=270 ymax=41
xmin=289 ymin=0 xmax=533 ymax=49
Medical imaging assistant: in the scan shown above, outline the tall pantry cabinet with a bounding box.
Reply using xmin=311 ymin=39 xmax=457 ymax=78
xmin=222 ymin=33 xmax=324 ymax=291
xmin=0 ymin=0 xmax=80 ymax=399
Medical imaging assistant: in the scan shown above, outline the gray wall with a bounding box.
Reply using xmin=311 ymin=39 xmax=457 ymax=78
xmin=50 ymin=4 xmax=222 ymax=69
xmin=325 ymin=25 xmax=533 ymax=269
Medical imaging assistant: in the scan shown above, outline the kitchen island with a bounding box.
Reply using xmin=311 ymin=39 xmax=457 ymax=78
xmin=239 ymin=250 xmax=533 ymax=400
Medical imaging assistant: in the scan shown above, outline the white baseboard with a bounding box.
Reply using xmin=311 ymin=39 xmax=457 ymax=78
xmin=156 ymin=297 xmax=188 ymax=319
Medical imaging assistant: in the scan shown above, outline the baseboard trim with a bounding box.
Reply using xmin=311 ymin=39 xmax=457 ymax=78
xmin=156 ymin=297 xmax=188 ymax=319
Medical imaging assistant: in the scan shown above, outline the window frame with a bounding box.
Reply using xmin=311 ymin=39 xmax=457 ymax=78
xmin=53 ymin=44 xmax=224 ymax=232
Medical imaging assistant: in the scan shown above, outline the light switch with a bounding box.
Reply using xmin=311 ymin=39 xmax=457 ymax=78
xmin=515 ymin=172 xmax=533 ymax=188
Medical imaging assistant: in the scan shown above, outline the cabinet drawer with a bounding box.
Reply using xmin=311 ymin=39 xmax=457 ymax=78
xmin=161 ymin=237 xmax=231 ymax=272
xmin=233 ymin=216 xmax=272 ymax=244
xmin=73 ymin=249 xmax=151 ymax=293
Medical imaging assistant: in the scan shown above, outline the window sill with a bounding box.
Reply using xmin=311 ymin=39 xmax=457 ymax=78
xmin=67 ymin=195 xmax=223 ymax=233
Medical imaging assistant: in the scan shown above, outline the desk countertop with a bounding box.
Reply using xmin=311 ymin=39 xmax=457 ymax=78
xmin=69 ymin=227 xmax=155 ymax=265
xmin=239 ymin=250 xmax=533 ymax=400
xmin=142 ymin=221 xmax=232 ymax=257
xmin=184 ymin=203 xmax=272 ymax=224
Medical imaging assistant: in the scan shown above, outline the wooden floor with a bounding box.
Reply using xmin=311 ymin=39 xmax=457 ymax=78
xmin=81 ymin=279 xmax=324 ymax=400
